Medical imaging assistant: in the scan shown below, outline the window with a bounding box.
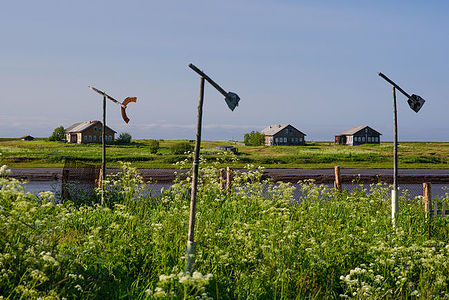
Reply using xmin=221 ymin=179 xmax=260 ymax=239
xmin=93 ymin=135 xmax=96 ymax=141
xmin=361 ymin=137 xmax=365 ymax=142
xmin=375 ymin=137 xmax=379 ymax=142
xmin=368 ymin=137 xmax=371 ymax=142
xmin=284 ymin=137 xmax=287 ymax=143
xmin=84 ymin=136 xmax=87 ymax=141
xmin=89 ymin=135 xmax=92 ymax=141
xmin=275 ymin=138 xmax=279 ymax=143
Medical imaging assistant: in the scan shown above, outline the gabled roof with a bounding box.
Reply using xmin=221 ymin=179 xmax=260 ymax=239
xmin=338 ymin=125 xmax=381 ymax=136
xmin=261 ymin=124 xmax=306 ymax=136
xmin=65 ymin=121 xmax=116 ymax=133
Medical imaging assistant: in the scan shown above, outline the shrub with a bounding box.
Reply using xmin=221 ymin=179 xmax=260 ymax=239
xmin=48 ymin=125 xmax=65 ymax=142
xmin=148 ymin=139 xmax=160 ymax=154
xmin=244 ymin=131 xmax=265 ymax=146
xmin=115 ymin=132 xmax=132 ymax=145
xmin=170 ymin=141 xmax=194 ymax=154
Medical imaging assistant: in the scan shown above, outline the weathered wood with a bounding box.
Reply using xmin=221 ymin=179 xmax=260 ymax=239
xmin=186 ymin=76 xmax=205 ymax=274
xmin=101 ymin=95 xmax=106 ymax=205
xmin=189 ymin=64 xmax=228 ymax=98
xmin=423 ymin=182 xmax=431 ymax=218
xmin=62 ymin=169 xmax=69 ymax=199
xmin=219 ymin=168 xmax=225 ymax=191
xmin=226 ymin=167 xmax=232 ymax=195
xmin=334 ymin=166 xmax=342 ymax=192
xmin=378 ymin=72 xmax=411 ymax=99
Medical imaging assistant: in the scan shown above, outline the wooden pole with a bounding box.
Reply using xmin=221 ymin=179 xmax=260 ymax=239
xmin=62 ymin=169 xmax=69 ymax=200
xmin=423 ymin=182 xmax=431 ymax=218
xmin=391 ymin=87 xmax=399 ymax=225
xmin=423 ymin=182 xmax=432 ymax=239
xmin=185 ymin=76 xmax=205 ymax=274
xmin=101 ymin=95 xmax=106 ymax=205
xmin=219 ymin=168 xmax=224 ymax=191
xmin=334 ymin=166 xmax=342 ymax=192
xmin=226 ymin=167 xmax=232 ymax=195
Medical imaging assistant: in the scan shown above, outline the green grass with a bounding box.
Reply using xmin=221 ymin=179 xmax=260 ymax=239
xmin=1 ymin=164 xmax=449 ymax=298
xmin=1 ymin=139 xmax=449 ymax=168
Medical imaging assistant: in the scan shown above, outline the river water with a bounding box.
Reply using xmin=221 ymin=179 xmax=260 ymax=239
xmin=23 ymin=181 xmax=449 ymax=200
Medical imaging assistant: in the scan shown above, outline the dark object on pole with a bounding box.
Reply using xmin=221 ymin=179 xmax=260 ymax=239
xmin=185 ymin=64 xmax=240 ymax=274
xmin=378 ymin=72 xmax=425 ymax=113
xmin=189 ymin=64 xmax=240 ymax=111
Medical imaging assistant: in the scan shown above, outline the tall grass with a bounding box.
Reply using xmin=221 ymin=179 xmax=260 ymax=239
xmin=1 ymin=162 xmax=449 ymax=298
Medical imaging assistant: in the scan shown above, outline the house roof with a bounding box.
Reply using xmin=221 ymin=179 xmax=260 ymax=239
xmin=261 ymin=124 xmax=306 ymax=136
xmin=338 ymin=125 xmax=382 ymax=136
xmin=65 ymin=121 xmax=117 ymax=133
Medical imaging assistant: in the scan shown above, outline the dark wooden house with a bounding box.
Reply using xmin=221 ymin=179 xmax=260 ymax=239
xmin=261 ymin=124 xmax=306 ymax=146
xmin=335 ymin=126 xmax=381 ymax=146
xmin=65 ymin=121 xmax=116 ymax=144
xmin=20 ymin=135 xmax=35 ymax=141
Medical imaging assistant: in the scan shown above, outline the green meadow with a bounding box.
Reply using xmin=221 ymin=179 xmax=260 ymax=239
xmin=1 ymin=138 xmax=449 ymax=169
xmin=1 ymin=163 xmax=449 ymax=298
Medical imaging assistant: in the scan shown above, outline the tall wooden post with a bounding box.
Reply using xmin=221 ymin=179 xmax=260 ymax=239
xmin=391 ymin=87 xmax=399 ymax=225
xmin=423 ymin=182 xmax=432 ymax=239
xmin=219 ymin=168 xmax=225 ymax=191
xmin=101 ymin=95 xmax=106 ymax=205
xmin=62 ymin=169 xmax=69 ymax=200
xmin=226 ymin=167 xmax=232 ymax=195
xmin=334 ymin=166 xmax=342 ymax=192
xmin=185 ymin=76 xmax=205 ymax=274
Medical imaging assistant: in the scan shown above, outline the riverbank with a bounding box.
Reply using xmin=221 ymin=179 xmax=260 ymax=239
xmin=8 ymin=167 xmax=449 ymax=184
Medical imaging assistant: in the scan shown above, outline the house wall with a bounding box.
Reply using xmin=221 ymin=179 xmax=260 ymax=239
xmin=351 ymin=127 xmax=380 ymax=145
xmin=66 ymin=123 xmax=115 ymax=144
xmin=271 ymin=126 xmax=305 ymax=146
xmin=80 ymin=124 xmax=115 ymax=144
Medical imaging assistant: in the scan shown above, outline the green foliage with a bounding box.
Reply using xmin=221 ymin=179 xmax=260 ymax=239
xmin=116 ymin=132 xmax=132 ymax=145
xmin=244 ymin=131 xmax=265 ymax=146
xmin=170 ymin=141 xmax=194 ymax=154
xmin=48 ymin=125 xmax=65 ymax=142
xmin=148 ymin=139 xmax=160 ymax=154
xmin=2 ymin=163 xmax=449 ymax=298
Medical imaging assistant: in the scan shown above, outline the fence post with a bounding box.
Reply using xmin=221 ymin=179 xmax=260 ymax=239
xmin=334 ymin=166 xmax=342 ymax=192
xmin=62 ymin=169 xmax=69 ymax=200
xmin=423 ymin=182 xmax=431 ymax=240
xmin=226 ymin=167 xmax=232 ymax=195
xmin=219 ymin=168 xmax=225 ymax=191
xmin=423 ymin=182 xmax=431 ymax=218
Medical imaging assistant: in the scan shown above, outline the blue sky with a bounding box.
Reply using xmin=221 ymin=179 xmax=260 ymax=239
xmin=0 ymin=0 xmax=448 ymax=141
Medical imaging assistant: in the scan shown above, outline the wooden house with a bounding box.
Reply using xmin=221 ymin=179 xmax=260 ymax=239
xmin=65 ymin=121 xmax=116 ymax=144
xmin=335 ymin=125 xmax=381 ymax=146
xmin=261 ymin=124 xmax=306 ymax=146
xmin=20 ymin=135 xmax=34 ymax=141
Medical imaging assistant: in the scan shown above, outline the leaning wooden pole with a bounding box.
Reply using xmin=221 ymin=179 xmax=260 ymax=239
xmin=185 ymin=76 xmax=205 ymax=274
xmin=101 ymin=95 xmax=106 ymax=205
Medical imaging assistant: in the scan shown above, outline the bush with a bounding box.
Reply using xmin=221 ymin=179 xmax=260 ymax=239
xmin=148 ymin=139 xmax=160 ymax=154
xmin=115 ymin=132 xmax=132 ymax=145
xmin=48 ymin=125 xmax=65 ymax=142
xmin=170 ymin=141 xmax=194 ymax=154
xmin=244 ymin=131 xmax=265 ymax=146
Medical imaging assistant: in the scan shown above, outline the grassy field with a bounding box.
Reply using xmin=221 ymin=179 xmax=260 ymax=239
xmin=1 ymin=138 xmax=449 ymax=168
xmin=2 ymin=164 xmax=449 ymax=298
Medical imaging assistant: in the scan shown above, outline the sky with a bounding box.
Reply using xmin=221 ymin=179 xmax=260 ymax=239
xmin=0 ymin=0 xmax=448 ymax=141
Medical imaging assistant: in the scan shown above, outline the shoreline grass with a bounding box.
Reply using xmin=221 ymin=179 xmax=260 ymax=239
xmin=1 ymin=139 xmax=449 ymax=169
